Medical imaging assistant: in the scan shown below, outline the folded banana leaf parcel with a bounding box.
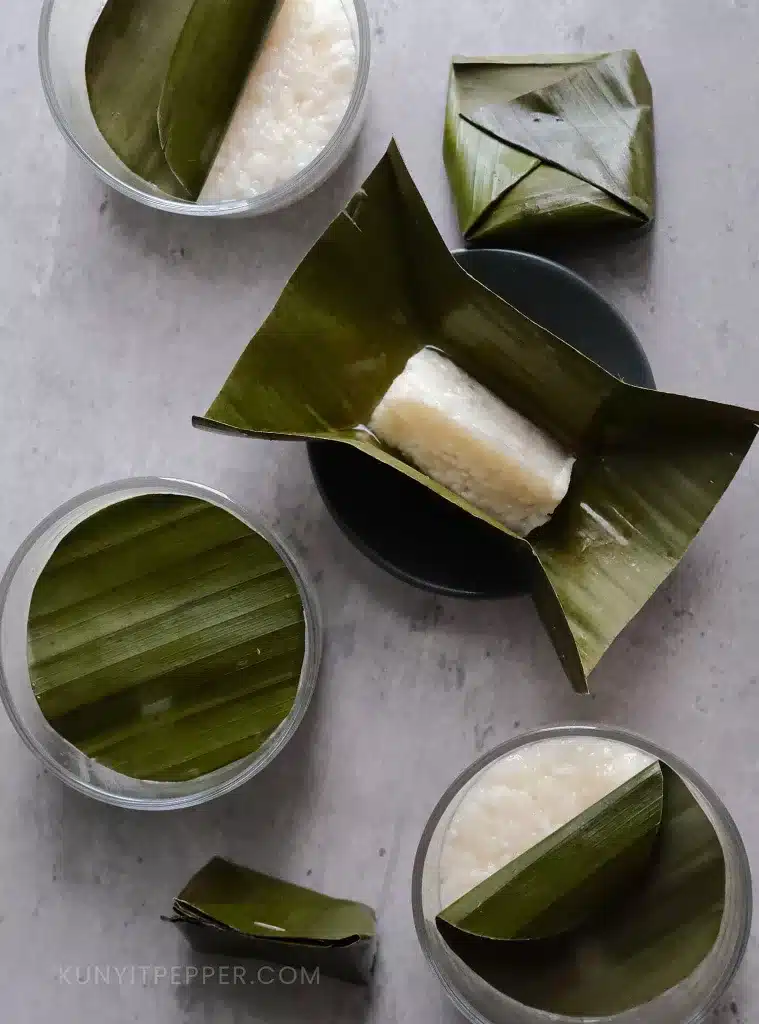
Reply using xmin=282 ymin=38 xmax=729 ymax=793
xmin=193 ymin=140 xmax=759 ymax=693
xmin=169 ymin=857 xmax=377 ymax=984
xmin=444 ymin=51 xmax=656 ymax=246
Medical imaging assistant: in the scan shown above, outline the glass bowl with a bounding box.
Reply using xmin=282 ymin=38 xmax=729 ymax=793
xmin=38 ymin=0 xmax=371 ymax=217
xmin=0 ymin=477 xmax=322 ymax=810
xmin=412 ymin=724 xmax=752 ymax=1024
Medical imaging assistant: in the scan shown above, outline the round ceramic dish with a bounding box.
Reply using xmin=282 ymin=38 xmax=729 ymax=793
xmin=0 ymin=478 xmax=322 ymax=810
xmin=308 ymin=248 xmax=655 ymax=599
xmin=412 ymin=724 xmax=752 ymax=1024
xmin=38 ymin=0 xmax=371 ymax=217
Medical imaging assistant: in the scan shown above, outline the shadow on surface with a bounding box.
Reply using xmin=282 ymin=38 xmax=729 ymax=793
xmin=101 ymin=141 xmax=364 ymax=277
xmin=540 ymin=226 xmax=654 ymax=300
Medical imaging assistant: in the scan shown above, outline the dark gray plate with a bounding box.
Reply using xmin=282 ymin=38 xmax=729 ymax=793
xmin=308 ymin=249 xmax=655 ymax=599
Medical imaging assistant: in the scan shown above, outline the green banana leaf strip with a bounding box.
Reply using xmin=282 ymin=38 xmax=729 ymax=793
xmin=437 ymin=761 xmax=664 ymax=941
xmin=86 ymin=0 xmax=280 ymax=201
xmin=170 ymin=857 xmax=377 ymax=985
xmin=443 ymin=51 xmax=655 ymax=245
xmin=27 ymin=494 xmax=306 ymax=782
xmin=437 ymin=764 xmax=726 ymax=1016
xmin=193 ymin=140 xmax=759 ymax=693
xmin=158 ymin=0 xmax=282 ymax=199
xmin=85 ymin=0 xmax=195 ymax=198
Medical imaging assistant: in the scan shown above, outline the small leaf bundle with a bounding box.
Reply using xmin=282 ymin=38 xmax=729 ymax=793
xmin=195 ymin=141 xmax=759 ymax=692
xmin=444 ymin=51 xmax=655 ymax=247
xmin=436 ymin=762 xmax=726 ymax=1016
xmin=170 ymin=857 xmax=377 ymax=984
xmin=27 ymin=494 xmax=307 ymax=782
xmin=85 ymin=0 xmax=283 ymax=200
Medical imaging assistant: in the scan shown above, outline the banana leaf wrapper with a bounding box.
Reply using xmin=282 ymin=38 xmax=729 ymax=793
xmin=85 ymin=0 xmax=282 ymax=200
xmin=27 ymin=494 xmax=307 ymax=782
xmin=444 ymin=51 xmax=655 ymax=247
xmin=193 ymin=140 xmax=759 ymax=693
xmin=170 ymin=857 xmax=377 ymax=985
xmin=435 ymin=763 xmax=726 ymax=1016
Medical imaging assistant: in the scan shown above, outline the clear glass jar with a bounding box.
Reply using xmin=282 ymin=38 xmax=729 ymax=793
xmin=412 ymin=724 xmax=752 ymax=1024
xmin=0 ymin=477 xmax=322 ymax=810
xmin=38 ymin=0 xmax=371 ymax=217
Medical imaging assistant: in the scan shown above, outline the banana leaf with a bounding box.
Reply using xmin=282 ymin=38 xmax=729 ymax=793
xmin=27 ymin=494 xmax=306 ymax=782
xmin=85 ymin=0 xmax=281 ymax=200
xmin=193 ymin=140 xmax=758 ymax=693
xmin=170 ymin=857 xmax=377 ymax=984
xmin=436 ymin=764 xmax=726 ymax=1016
xmin=437 ymin=762 xmax=663 ymax=941
xmin=443 ymin=51 xmax=655 ymax=247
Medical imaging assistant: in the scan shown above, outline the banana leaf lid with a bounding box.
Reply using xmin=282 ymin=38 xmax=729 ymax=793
xmin=27 ymin=484 xmax=319 ymax=782
xmin=169 ymin=857 xmax=377 ymax=984
xmin=194 ymin=140 xmax=759 ymax=693
xmin=444 ymin=50 xmax=656 ymax=247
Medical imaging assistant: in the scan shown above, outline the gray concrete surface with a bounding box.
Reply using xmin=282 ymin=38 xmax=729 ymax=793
xmin=1 ymin=0 xmax=757 ymax=1021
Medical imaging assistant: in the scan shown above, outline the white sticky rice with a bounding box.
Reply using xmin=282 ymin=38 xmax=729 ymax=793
xmin=438 ymin=736 xmax=654 ymax=908
xmin=201 ymin=0 xmax=357 ymax=200
xmin=369 ymin=349 xmax=575 ymax=537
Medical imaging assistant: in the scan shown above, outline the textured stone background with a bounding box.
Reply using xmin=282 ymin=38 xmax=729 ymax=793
xmin=0 ymin=0 xmax=756 ymax=1020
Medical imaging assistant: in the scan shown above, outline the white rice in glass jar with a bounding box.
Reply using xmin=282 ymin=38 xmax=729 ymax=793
xmin=201 ymin=0 xmax=357 ymax=200
xmin=438 ymin=736 xmax=655 ymax=907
